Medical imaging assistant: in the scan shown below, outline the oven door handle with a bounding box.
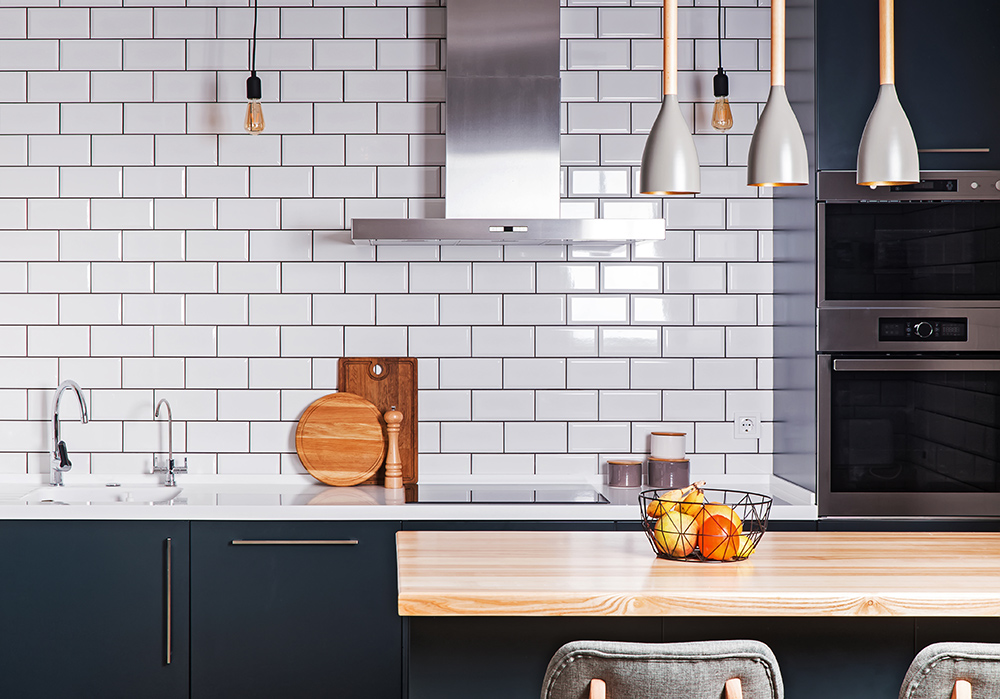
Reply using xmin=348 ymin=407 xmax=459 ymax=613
xmin=832 ymin=359 xmax=1000 ymax=372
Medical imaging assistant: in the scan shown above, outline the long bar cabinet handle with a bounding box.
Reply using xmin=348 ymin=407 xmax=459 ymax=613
xmin=833 ymin=359 xmax=1000 ymax=372
xmin=230 ymin=539 xmax=360 ymax=545
xmin=165 ymin=537 xmax=172 ymax=666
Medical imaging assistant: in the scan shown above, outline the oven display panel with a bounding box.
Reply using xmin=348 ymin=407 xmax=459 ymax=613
xmin=878 ymin=317 xmax=968 ymax=342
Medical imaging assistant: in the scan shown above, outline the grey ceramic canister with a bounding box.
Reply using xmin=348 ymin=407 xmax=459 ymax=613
xmin=640 ymin=94 xmax=701 ymax=195
xmin=747 ymin=85 xmax=809 ymax=186
xmin=857 ymin=83 xmax=919 ymax=186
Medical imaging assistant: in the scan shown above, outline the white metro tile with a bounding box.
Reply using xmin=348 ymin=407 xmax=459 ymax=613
xmin=568 ymin=295 xmax=628 ymax=324
xmin=218 ymin=326 xmax=280 ymax=357
xmin=376 ymin=295 xmax=438 ymax=326
xmin=419 ymin=390 xmax=470 ymax=421
xmin=184 ymin=295 xmax=247 ymax=325
xmin=694 ymin=295 xmax=757 ymax=325
xmin=408 ymin=263 xmax=471 ymax=293
xmin=629 ymin=359 xmax=693 ymax=390
xmin=186 ymin=358 xmax=248 ymax=389
xmin=568 ymin=422 xmax=630 ymax=452
xmin=279 ymin=326 xmax=344 ymax=358
xmin=566 ymin=358 xmax=629 ymax=389
xmin=503 ymin=295 xmax=566 ymax=325
xmin=343 ymin=326 xmax=408 ymax=356
xmin=728 ymin=263 xmax=773 ymax=293
xmin=535 ymin=327 xmax=597 ymax=357
xmin=439 ymin=295 xmax=501 ymax=326
xmin=249 ymin=358 xmax=311 ymax=389
xmin=534 ymin=453 xmax=598 ymax=478
xmin=91 ymin=326 xmax=152 ymax=357
xmin=345 ymin=262 xmax=407 ymax=293
xmin=471 ymin=454 xmax=534 ymax=476
xmin=726 ymin=327 xmax=773 ymax=358
xmin=280 ymin=263 xmax=345 ymax=293
xmin=662 ymin=390 xmax=725 ymax=421
xmin=535 ymin=390 xmax=598 ymax=421
xmin=599 ymin=390 xmax=661 ymax=421
xmin=664 ymin=263 xmax=726 ymax=292
xmin=600 ymin=328 xmax=660 ymax=357
xmin=695 ymin=231 xmax=759 ymax=261
xmin=663 ymin=327 xmax=725 ymax=357
xmin=472 ymin=262 xmax=534 ymax=293
xmin=503 ymin=358 xmax=565 ymax=389
xmin=537 ymin=263 xmax=598 ymax=292
xmin=693 ymin=358 xmax=757 ymax=389
xmin=471 ymin=390 xmax=533 ymax=420
xmin=218 ymin=262 xmax=280 ymax=293
xmin=153 ymin=325 xmax=216 ymax=357
xmin=123 ymin=294 xmax=184 ymax=325
xmin=601 ymin=263 xmax=661 ymax=292
xmin=154 ymin=262 xmax=217 ymax=293
xmin=313 ymin=295 xmax=375 ymax=325
xmin=504 ymin=422 xmax=567 ymax=453
xmin=121 ymin=358 xmax=184 ymax=389
xmin=440 ymin=422 xmax=502 ymax=453
xmin=632 ymin=295 xmax=693 ymax=325
xmin=408 ymin=327 xmax=470 ymax=358
xmin=694 ymin=422 xmax=757 ymax=454
xmin=467 ymin=326 xmax=531 ymax=358
xmin=249 ymin=294 xmax=311 ymax=326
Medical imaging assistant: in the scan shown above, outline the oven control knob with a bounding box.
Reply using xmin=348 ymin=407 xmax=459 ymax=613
xmin=913 ymin=321 xmax=934 ymax=339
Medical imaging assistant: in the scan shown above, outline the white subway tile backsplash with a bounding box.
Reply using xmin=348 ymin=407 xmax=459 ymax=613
xmin=0 ymin=0 xmax=776 ymax=487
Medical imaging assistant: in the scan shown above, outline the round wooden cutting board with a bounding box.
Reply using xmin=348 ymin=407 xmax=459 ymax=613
xmin=295 ymin=392 xmax=386 ymax=486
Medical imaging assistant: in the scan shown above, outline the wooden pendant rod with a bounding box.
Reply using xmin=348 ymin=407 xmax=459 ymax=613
xmin=663 ymin=0 xmax=677 ymax=95
xmin=880 ymin=0 xmax=894 ymax=84
xmin=771 ymin=0 xmax=785 ymax=86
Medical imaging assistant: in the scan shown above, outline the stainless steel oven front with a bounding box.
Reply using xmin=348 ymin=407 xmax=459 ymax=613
xmin=818 ymin=349 xmax=1000 ymax=518
xmin=817 ymin=171 xmax=1000 ymax=518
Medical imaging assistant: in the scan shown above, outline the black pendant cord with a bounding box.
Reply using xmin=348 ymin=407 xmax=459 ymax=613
xmin=245 ymin=0 xmax=261 ymax=101
xmin=718 ymin=0 xmax=723 ymax=69
xmin=250 ymin=0 xmax=258 ymax=75
xmin=714 ymin=0 xmax=728 ymax=98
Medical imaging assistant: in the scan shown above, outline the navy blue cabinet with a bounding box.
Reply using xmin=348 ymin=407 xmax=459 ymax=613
xmin=0 ymin=521 xmax=189 ymax=699
xmin=190 ymin=521 xmax=402 ymax=699
xmin=817 ymin=0 xmax=1000 ymax=171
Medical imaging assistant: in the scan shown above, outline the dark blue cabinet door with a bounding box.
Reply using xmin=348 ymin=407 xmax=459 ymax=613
xmin=0 ymin=520 xmax=190 ymax=699
xmin=190 ymin=521 xmax=402 ymax=699
xmin=817 ymin=0 xmax=1000 ymax=171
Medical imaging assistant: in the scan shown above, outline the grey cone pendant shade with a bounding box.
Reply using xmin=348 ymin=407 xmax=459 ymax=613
xmin=747 ymin=0 xmax=808 ymax=186
xmin=856 ymin=0 xmax=918 ymax=186
xmin=640 ymin=0 xmax=700 ymax=195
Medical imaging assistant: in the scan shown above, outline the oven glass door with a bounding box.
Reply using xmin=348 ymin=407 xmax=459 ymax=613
xmin=823 ymin=357 xmax=1000 ymax=496
xmin=822 ymin=201 xmax=1000 ymax=302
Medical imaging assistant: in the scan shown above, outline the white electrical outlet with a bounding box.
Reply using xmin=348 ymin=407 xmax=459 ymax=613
xmin=734 ymin=413 xmax=761 ymax=439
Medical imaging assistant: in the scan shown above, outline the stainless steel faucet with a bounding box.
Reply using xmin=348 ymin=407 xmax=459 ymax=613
xmin=50 ymin=380 xmax=89 ymax=486
xmin=153 ymin=398 xmax=186 ymax=486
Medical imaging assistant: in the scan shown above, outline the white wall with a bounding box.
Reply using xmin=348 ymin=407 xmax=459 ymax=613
xmin=0 ymin=0 xmax=775 ymax=483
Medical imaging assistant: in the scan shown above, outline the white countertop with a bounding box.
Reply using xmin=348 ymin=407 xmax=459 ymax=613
xmin=0 ymin=475 xmax=818 ymax=521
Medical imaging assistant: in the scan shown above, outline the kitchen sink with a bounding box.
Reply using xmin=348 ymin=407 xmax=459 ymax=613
xmin=22 ymin=485 xmax=182 ymax=505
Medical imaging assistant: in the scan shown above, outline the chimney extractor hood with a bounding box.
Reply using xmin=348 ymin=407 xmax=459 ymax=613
xmin=350 ymin=0 xmax=667 ymax=245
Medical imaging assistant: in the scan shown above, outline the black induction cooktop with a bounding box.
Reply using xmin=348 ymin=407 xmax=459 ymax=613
xmin=412 ymin=484 xmax=611 ymax=504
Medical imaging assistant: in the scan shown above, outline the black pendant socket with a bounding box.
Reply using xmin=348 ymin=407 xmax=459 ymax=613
xmin=713 ymin=68 xmax=729 ymax=98
xmin=246 ymin=73 xmax=262 ymax=100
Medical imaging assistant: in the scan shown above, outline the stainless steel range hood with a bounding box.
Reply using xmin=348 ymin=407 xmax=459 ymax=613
xmin=350 ymin=0 xmax=666 ymax=245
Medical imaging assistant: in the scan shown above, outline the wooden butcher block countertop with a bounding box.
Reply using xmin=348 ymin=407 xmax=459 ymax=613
xmin=396 ymin=530 xmax=1000 ymax=617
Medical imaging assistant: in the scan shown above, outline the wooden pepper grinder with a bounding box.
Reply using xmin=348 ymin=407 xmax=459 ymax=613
xmin=383 ymin=406 xmax=403 ymax=489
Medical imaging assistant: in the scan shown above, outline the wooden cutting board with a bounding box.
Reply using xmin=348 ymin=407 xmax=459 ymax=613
xmin=295 ymin=392 xmax=386 ymax=487
xmin=338 ymin=357 xmax=418 ymax=485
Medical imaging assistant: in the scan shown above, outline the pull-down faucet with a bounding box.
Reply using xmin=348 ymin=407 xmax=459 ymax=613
xmin=51 ymin=380 xmax=89 ymax=486
xmin=153 ymin=398 xmax=186 ymax=486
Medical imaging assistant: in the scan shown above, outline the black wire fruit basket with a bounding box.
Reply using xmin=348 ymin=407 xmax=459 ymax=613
xmin=638 ymin=487 xmax=772 ymax=562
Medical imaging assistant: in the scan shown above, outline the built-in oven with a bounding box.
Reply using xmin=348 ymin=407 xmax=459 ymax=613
xmin=817 ymin=172 xmax=1000 ymax=518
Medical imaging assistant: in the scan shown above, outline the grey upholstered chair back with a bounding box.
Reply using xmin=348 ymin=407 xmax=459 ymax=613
xmin=900 ymin=643 xmax=1000 ymax=699
xmin=541 ymin=639 xmax=783 ymax=699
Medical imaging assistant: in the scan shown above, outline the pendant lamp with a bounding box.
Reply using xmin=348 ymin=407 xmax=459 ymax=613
xmin=244 ymin=0 xmax=265 ymax=134
xmin=856 ymin=0 xmax=918 ymax=186
xmin=747 ymin=0 xmax=808 ymax=186
xmin=640 ymin=0 xmax=700 ymax=195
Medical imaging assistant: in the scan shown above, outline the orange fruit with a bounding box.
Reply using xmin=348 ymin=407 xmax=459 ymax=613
xmin=652 ymin=509 xmax=699 ymax=557
xmin=694 ymin=502 xmax=743 ymax=532
xmin=697 ymin=513 xmax=740 ymax=561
